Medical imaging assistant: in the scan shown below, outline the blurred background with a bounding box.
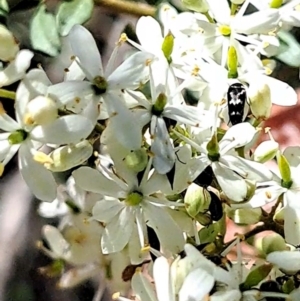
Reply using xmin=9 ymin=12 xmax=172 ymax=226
xmin=1 ymin=0 xmax=300 ymax=300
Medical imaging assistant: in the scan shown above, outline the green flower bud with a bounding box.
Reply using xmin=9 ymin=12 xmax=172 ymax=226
xmin=253 ymin=140 xmax=279 ymax=163
xmin=46 ymin=140 xmax=93 ymax=172
xmin=181 ymin=0 xmax=209 ymax=13
xmin=227 ymin=207 xmax=262 ymax=225
xmin=248 ymin=82 xmax=272 ymax=121
xmin=255 ymin=233 xmax=287 ymax=257
xmin=39 ymin=259 xmax=65 ymax=278
xmin=277 ymin=152 xmax=293 ymax=188
xmin=269 ymin=0 xmax=283 ymax=8
xmin=161 ymin=31 xmax=174 ymax=63
xmin=227 ymin=46 xmax=238 ymax=78
xmin=273 ymin=206 xmax=284 ymax=225
xmin=184 ymin=183 xmax=211 ymax=217
xmin=125 ymin=148 xmax=148 ymax=172
xmin=8 ymin=129 xmax=27 ymax=144
xmin=152 ymin=92 xmax=167 ymax=115
xmin=206 ymin=133 xmax=220 ymax=161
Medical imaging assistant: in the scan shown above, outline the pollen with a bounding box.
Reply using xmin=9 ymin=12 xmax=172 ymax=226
xmin=265 ymin=191 xmax=272 ymax=199
xmin=192 ymin=65 xmax=200 ymax=76
xmin=145 ymin=58 xmax=152 ymax=66
xmin=118 ymin=33 xmax=127 ymax=45
xmin=263 ymin=41 xmax=270 ymax=48
xmin=33 ymin=151 xmax=54 ymax=165
xmin=70 ymin=55 xmax=76 ymax=60
xmin=0 ymin=102 xmax=6 ymax=115
xmin=74 ymin=97 xmax=80 ymax=104
xmin=23 ymin=113 xmax=35 ymax=125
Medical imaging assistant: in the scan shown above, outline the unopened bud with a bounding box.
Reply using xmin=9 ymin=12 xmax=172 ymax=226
xmin=206 ymin=133 xmax=220 ymax=161
xmin=184 ymin=183 xmax=211 ymax=217
xmin=124 ymin=148 xmax=148 ymax=172
xmin=255 ymin=233 xmax=287 ymax=256
xmin=46 ymin=140 xmax=93 ymax=172
xmin=248 ymin=82 xmax=272 ymax=121
xmin=161 ymin=32 xmax=174 ymax=63
xmin=227 ymin=46 xmax=238 ymax=78
xmin=253 ymin=140 xmax=279 ymax=163
xmin=269 ymin=0 xmax=283 ymax=8
xmin=152 ymin=92 xmax=167 ymax=115
xmin=277 ymin=152 xmax=292 ymax=188
xmin=0 ymin=25 xmax=19 ymax=61
xmin=181 ymin=0 xmax=209 ymax=13
xmin=26 ymin=96 xmax=58 ymax=125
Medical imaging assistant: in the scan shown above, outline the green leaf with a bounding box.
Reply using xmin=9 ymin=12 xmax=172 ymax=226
xmin=0 ymin=0 xmax=9 ymax=17
xmin=30 ymin=4 xmax=61 ymax=56
xmin=56 ymin=0 xmax=94 ymax=36
xmin=240 ymin=264 xmax=273 ymax=291
xmin=276 ymin=30 xmax=300 ymax=67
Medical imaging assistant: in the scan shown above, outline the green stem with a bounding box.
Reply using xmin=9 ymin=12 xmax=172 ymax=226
xmin=203 ymin=11 xmax=215 ymax=23
xmin=0 ymin=89 xmax=16 ymax=100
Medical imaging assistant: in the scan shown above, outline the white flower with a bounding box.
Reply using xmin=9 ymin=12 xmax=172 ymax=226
xmin=174 ymin=123 xmax=272 ymax=202
xmin=235 ymin=146 xmax=300 ymax=245
xmin=48 ymin=25 xmax=154 ymax=150
xmin=0 ymin=49 xmax=33 ymax=87
xmin=0 ymin=69 xmax=94 ymax=201
xmin=73 ymin=157 xmax=186 ymax=258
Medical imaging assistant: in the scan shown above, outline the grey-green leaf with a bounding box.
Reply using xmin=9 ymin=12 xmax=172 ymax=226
xmin=56 ymin=0 xmax=94 ymax=36
xmin=276 ymin=30 xmax=300 ymax=67
xmin=30 ymin=4 xmax=61 ymax=56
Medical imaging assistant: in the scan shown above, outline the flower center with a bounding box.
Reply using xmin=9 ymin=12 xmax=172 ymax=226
xmin=92 ymin=76 xmax=108 ymax=95
xmin=125 ymin=191 xmax=143 ymax=206
xmin=219 ymin=25 xmax=231 ymax=36
xmin=152 ymin=92 xmax=167 ymax=116
xmin=8 ymin=129 xmax=28 ymax=144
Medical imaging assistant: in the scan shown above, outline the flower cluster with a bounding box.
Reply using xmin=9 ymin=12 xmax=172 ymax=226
xmin=1 ymin=0 xmax=300 ymax=300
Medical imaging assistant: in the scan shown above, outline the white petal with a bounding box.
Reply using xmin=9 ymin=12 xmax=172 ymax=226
xmin=219 ymin=123 xmax=257 ymax=154
xmin=284 ymin=146 xmax=300 ymax=168
xmin=73 ymin=166 xmax=124 ymax=197
xmin=267 ymin=250 xmax=300 ymax=273
xmin=259 ymin=75 xmax=297 ymax=106
xmin=101 ymin=207 xmax=134 ymax=253
xmin=19 ymin=142 xmax=56 ymax=202
xmin=68 ymin=25 xmax=103 ymax=79
xmin=151 ymin=116 xmax=175 ymax=174
xmin=136 ymin=17 xmax=163 ymax=54
xmin=0 ymin=113 xmax=20 ymax=131
xmin=144 ymin=202 xmax=185 ymax=254
xmin=42 ymin=225 xmax=70 ymax=258
xmin=163 ymin=105 xmax=212 ymax=127
xmin=153 ymin=257 xmax=174 ymax=301
xmin=221 ymin=156 xmax=273 ymax=181
xmin=232 ymin=182 xmax=284 ymax=209
xmin=48 ymin=81 xmax=94 ymax=108
xmin=207 ymin=0 xmax=230 ymax=24
xmin=104 ymin=92 xmax=142 ymax=150
xmin=30 ymin=115 xmax=93 ymax=144
xmin=132 ymin=272 xmax=158 ymax=301
xmin=0 ymin=50 xmax=33 ymax=87
xmin=92 ymin=199 xmax=124 ymax=223
xmin=284 ymin=190 xmax=300 ymax=245
xmin=108 ymin=51 xmax=154 ymax=90
xmin=16 ymin=68 xmax=51 ymax=124
xmin=210 ymin=290 xmax=242 ymax=301
xmin=179 ymin=269 xmax=214 ymax=301
xmin=213 ymin=162 xmax=247 ymax=203
xmin=234 ymin=9 xmax=280 ymax=35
